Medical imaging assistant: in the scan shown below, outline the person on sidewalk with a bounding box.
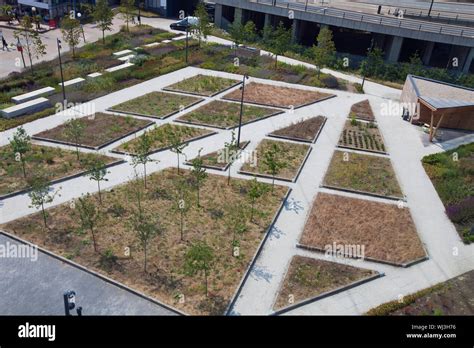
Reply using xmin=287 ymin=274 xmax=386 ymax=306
xmin=2 ymin=37 xmax=9 ymax=51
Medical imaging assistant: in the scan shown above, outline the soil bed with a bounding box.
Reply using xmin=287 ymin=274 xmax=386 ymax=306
xmin=338 ymin=120 xmax=386 ymax=154
xmin=269 ymin=116 xmax=326 ymax=143
xmin=350 ymin=100 xmax=375 ymax=121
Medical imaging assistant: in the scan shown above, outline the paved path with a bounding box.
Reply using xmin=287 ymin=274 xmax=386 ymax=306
xmin=0 ymin=234 xmax=178 ymax=315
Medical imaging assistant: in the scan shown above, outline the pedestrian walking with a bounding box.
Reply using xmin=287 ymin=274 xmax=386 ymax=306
xmin=2 ymin=36 xmax=9 ymax=51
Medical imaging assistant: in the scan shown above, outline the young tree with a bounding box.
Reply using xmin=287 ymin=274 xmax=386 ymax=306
xmin=183 ymin=241 xmax=214 ymax=297
xmin=192 ymin=1 xmax=211 ymax=48
xmin=14 ymin=15 xmax=46 ymax=74
xmin=228 ymin=18 xmax=244 ymax=57
xmin=28 ymin=174 xmax=60 ymax=228
xmin=120 ymin=0 xmax=136 ymax=32
xmin=93 ymin=0 xmax=114 ymax=44
xmin=171 ymin=177 xmax=190 ymax=242
xmin=131 ymin=131 xmax=156 ymax=189
xmin=247 ymin=178 xmax=269 ymax=222
xmin=270 ymin=21 xmax=291 ymax=68
xmin=168 ymin=132 xmax=188 ymax=175
xmin=263 ymin=143 xmax=286 ymax=193
xmin=224 ymin=204 xmax=247 ymax=255
xmin=313 ymin=26 xmax=336 ymax=78
xmin=190 ymin=149 xmax=207 ymax=208
xmin=76 ymin=194 xmax=101 ymax=252
xmin=130 ymin=208 xmax=161 ymax=273
xmin=64 ymin=118 xmax=85 ymax=161
xmin=360 ymin=46 xmax=384 ymax=79
xmin=60 ymin=17 xmax=82 ymax=58
xmin=9 ymin=126 xmax=31 ymax=179
xmin=223 ymin=130 xmax=239 ymax=185
xmin=243 ymin=21 xmax=257 ymax=43
xmin=86 ymin=158 xmax=109 ymax=204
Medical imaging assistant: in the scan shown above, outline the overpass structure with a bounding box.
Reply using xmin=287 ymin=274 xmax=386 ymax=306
xmin=213 ymin=0 xmax=474 ymax=73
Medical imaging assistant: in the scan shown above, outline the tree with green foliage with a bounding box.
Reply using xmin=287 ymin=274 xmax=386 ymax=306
xmin=120 ymin=0 xmax=136 ymax=32
xmin=263 ymin=143 xmax=287 ymax=192
xmin=243 ymin=20 xmax=257 ymax=43
xmin=60 ymin=17 xmax=82 ymax=58
xmin=359 ymin=46 xmax=385 ymax=79
xmin=193 ymin=1 xmax=211 ymax=48
xmin=313 ymin=26 xmax=336 ymax=78
xmin=9 ymin=126 xmax=31 ymax=179
xmin=1 ymin=5 xmax=13 ymax=24
xmin=86 ymin=158 xmax=109 ymax=204
xmin=190 ymin=149 xmax=208 ymax=208
xmin=14 ymin=15 xmax=46 ymax=74
xmin=270 ymin=21 xmax=291 ymax=68
xmin=131 ymin=131 xmax=156 ymax=189
xmin=64 ymin=118 xmax=85 ymax=161
xmin=76 ymin=194 xmax=102 ymax=252
xmin=28 ymin=174 xmax=60 ymax=228
xmin=93 ymin=0 xmax=114 ymax=44
xmin=224 ymin=204 xmax=247 ymax=255
xmin=223 ymin=130 xmax=239 ymax=185
xmin=247 ymin=178 xmax=269 ymax=222
xmin=168 ymin=132 xmax=188 ymax=174
xmin=228 ymin=18 xmax=244 ymax=57
xmin=171 ymin=177 xmax=191 ymax=242
xmin=183 ymin=241 xmax=214 ymax=297
xmin=130 ymin=208 xmax=162 ymax=273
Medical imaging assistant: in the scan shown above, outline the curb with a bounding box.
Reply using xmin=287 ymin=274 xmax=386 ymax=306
xmin=162 ymin=80 xmax=242 ymax=98
xmin=320 ymin=184 xmax=405 ymax=202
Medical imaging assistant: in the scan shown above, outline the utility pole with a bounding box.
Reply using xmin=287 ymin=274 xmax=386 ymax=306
xmin=57 ymin=38 xmax=66 ymax=103
xmin=237 ymin=74 xmax=249 ymax=147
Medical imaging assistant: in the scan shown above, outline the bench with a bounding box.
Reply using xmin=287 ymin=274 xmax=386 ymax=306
xmin=59 ymin=77 xmax=85 ymax=88
xmin=105 ymin=62 xmax=135 ymax=73
xmin=12 ymin=87 xmax=55 ymax=104
xmin=1 ymin=97 xmax=51 ymax=119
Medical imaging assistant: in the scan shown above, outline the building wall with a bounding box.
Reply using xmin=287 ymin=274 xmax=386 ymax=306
xmin=418 ymin=103 xmax=474 ymax=131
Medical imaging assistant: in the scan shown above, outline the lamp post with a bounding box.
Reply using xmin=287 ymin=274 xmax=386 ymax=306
xmin=138 ymin=1 xmax=143 ymax=26
xmin=57 ymin=38 xmax=67 ymax=104
xmin=77 ymin=12 xmax=86 ymax=42
xmin=361 ymin=38 xmax=375 ymax=90
xmin=185 ymin=23 xmax=189 ymax=64
xmin=428 ymin=0 xmax=435 ymax=17
xmin=237 ymin=74 xmax=249 ymax=147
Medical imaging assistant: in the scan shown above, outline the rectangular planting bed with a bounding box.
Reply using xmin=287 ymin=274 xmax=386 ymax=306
xmin=298 ymin=193 xmax=427 ymax=267
xmin=349 ymin=99 xmax=375 ymax=122
xmin=323 ymin=151 xmax=403 ymax=200
xmin=268 ymin=116 xmax=327 ymax=143
xmin=108 ymin=91 xmax=204 ymax=119
xmin=223 ymin=82 xmax=335 ymax=109
xmin=176 ymin=100 xmax=282 ymax=129
xmin=239 ymin=139 xmax=311 ymax=182
xmin=0 ymin=168 xmax=289 ymax=315
xmin=163 ymin=75 xmax=241 ymax=97
xmin=33 ymin=113 xmax=153 ymax=150
xmin=113 ymin=123 xmax=215 ymax=156
xmin=338 ymin=120 xmax=386 ymax=154
xmin=185 ymin=141 xmax=250 ymax=171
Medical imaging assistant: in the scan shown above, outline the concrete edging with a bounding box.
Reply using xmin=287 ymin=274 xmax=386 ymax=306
xmin=162 ymin=80 xmax=242 ymax=98
xmin=267 ymin=116 xmax=328 ymax=144
xmin=320 ymin=184 xmax=405 ymax=202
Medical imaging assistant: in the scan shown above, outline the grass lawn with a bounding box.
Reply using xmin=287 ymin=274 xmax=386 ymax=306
xmin=269 ymin=116 xmax=326 ymax=143
xmin=189 ymin=141 xmax=251 ymax=170
xmin=33 ymin=113 xmax=152 ymax=149
xmin=109 ymin=91 xmax=203 ymax=119
xmin=176 ymin=100 xmax=280 ymax=129
xmin=367 ymin=269 xmax=474 ymax=315
xmin=223 ymin=82 xmax=334 ymax=109
xmin=323 ymin=151 xmax=403 ymax=198
xmin=0 ymin=144 xmax=117 ymax=196
xmin=1 ymin=169 xmax=288 ymax=315
xmin=115 ymin=123 xmax=213 ymax=155
xmin=274 ymin=256 xmax=378 ymax=311
xmin=338 ymin=120 xmax=386 ymax=153
xmin=299 ymin=193 xmax=426 ymax=265
xmin=164 ymin=75 xmax=240 ymax=96
xmin=350 ymin=100 xmax=375 ymax=121
xmin=239 ymin=139 xmax=311 ymax=181
xmin=422 ymin=143 xmax=474 ymax=243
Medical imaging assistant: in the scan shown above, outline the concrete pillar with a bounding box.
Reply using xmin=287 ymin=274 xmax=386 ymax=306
xmin=373 ymin=33 xmax=385 ymax=49
xmin=386 ymin=36 xmax=404 ymax=63
xmin=214 ymin=3 xmax=223 ymax=28
xmin=234 ymin=7 xmax=243 ymax=24
xmin=463 ymin=47 xmax=474 ymax=73
xmin=264 ymin=13 xmax=272 ymax=28
xmin=422 ymin=41 xmax=435 ymax=65
xmin=291 ymin=19 xmax=302 ymax=44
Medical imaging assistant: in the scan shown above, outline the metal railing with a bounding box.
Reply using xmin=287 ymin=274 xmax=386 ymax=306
xmin=249 ymin=0 xmax=474 ymax=39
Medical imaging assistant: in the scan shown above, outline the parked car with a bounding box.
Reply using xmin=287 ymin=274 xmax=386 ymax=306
xmin=170 ymin=16 xmax=199 ymax=31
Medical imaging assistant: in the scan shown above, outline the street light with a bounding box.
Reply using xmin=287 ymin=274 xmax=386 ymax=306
xmin=361 ymin=38 xmax=375 ymax=90
xmin=77 ymin=12 xmax=86 ymax=43
xmin=185 ymin=23 xmax=189 ymax=64
xmin=237 ymin=74 xmax=249 ymax=147
xmin=57 ymin=38 xmax=67 ymax=104
xmin=428 ymin=0 xmax=435 ymax=17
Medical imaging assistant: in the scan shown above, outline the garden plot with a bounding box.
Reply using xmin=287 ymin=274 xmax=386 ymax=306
xmin=268 ymin=116 xmax=327 ymax=143
xmin=350 ymin=99 xmax=375 ymax=122
xmin=323 ymin=151 xmax=403 ymax=199
xmin=33 ymin=113 xmax=153 ymax=150
xmin=113 ymin=123 xmax=215 ymax=155
xmin=223 ymin=82 xmax=335 ymax=109
xmin=185 ymin=141 xmax=250 ymax=171
xmin=0 ymin=144 xmax=119 ymax=198
xmin=422 ymin=143 xmax=474 ymax=243
xmin=338 ymin=120 xmax=386 ymax=154
xmin=1 ymin=169 xmax=288 ymax=315
xmin=176 ymin=100 xmax=281 ymax=129
xmin=108 ymin=91 xmax=203 ymax=119
xmin=239 ymin=139 xmax=311 ymax=182
xmin=274 ymin=256 xmax=380 ymax=312
xmin=163 ymin=75 xmax=241 ymax=97
xmin=298 ymin=193 xmax=426 ymax=266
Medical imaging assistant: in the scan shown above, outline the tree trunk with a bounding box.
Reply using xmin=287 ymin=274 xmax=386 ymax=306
xmin=197 ymin=183 xmax=200 ymax=207
xmin=250 ymin=200 xmax=255 ymax=222
xmin=180 ymin=211 xmax=184 ymax=241
xmin=275 ymin=54 xmax=278 ymax=68
xmin=227 ymin=164 xmax=231 ymax=185
xmin=143 ymin=243 xmax=147 ymax=273
xmin=41 ymin=202 xmax=47 ymax=228
xmin=102 ymin=30 xmax=105 ymax=45
xmin=204 ymin=268 xmax=208 ymax=297
xmin=177 ymin=153 xmax=180 ymax=174
xmin=20 ymin=155 xmax=26 ymax=178
xmin=75 ymin=144 xmax=80 ymax=161
xmin=97 ymin=181 xmax=102 ymax=204
xmin=143 ymin=163 xmax=147 ymax=189
xmin=91 ymin=227 xmax=97 ymax=252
